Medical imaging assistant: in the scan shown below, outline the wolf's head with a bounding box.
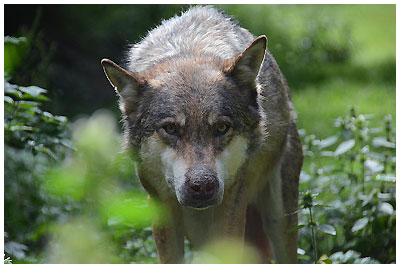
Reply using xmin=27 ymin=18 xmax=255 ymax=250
xmin=102 ymin=36 xmax=266 ymax=209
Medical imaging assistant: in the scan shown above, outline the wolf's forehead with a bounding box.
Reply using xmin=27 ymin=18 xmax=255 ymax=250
xmin=150 ymin=92 xmax=227 ymax=123
xmin=145 ymin=57 xmax=227 ymax=88
xmin=145 ymin=73 xmax=233 ymax=118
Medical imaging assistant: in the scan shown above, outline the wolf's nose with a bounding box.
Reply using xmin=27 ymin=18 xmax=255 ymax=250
xmin=185 ymin=166 xmax=218 ymax=201
xmin=189 ymin=180 xmax=215 ymax=200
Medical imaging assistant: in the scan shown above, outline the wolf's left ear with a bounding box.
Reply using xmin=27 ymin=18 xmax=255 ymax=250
xmin=225 ymin=35 xmax=267 ymax=85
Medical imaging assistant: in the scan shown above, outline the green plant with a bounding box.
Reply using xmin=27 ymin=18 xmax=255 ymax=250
xmin=298 ymin=107 xmax=395 ymax=264
xmin=4 ymin=36 xmax=71 ymax=263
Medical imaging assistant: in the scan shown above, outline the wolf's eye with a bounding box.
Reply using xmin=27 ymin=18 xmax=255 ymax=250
xmin=163 ymin=123 xmax=177 ymax=135
xmin=215 ymin=122 xmax=230 ymax=135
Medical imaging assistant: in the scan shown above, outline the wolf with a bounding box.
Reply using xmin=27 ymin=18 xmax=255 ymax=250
xmin=101 ymin=6 xmax=303 ymax=263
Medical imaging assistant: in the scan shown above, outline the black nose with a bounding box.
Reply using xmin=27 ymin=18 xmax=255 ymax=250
xmin=189 ymin=180 xmax=216 ymax=200
xmin=185 ymin=166 xmax=218 ymax=201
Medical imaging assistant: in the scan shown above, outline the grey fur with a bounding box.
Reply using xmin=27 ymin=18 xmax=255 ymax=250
xmin=127 ymin=6 xmax=254 ymax=73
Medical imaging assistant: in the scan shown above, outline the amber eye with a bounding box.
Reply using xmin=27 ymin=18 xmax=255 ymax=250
xmin=216 ymin=122 xmax=230 ymax=135
xmin=163 ymin=123 xmax=177 ymax=135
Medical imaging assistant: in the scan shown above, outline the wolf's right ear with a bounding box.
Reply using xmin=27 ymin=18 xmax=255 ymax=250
xmin=101 ymin=59 xmax=144 ymax=104
xmin=224 ymin=35 xmax=267 ymax=85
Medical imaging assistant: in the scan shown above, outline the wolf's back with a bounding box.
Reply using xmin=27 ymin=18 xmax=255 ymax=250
xmin=127 ymin=6 xmax=255 ymax=73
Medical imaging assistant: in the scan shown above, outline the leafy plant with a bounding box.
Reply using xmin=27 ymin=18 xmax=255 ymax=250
xmin=298 ymin=107 xmax=395 ymax=264
xmin=4 ymin=36 xmax=71 ymax=263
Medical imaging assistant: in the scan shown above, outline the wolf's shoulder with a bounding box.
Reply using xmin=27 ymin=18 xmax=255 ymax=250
xmin=127 ymin=6 xmax=254 ymax=73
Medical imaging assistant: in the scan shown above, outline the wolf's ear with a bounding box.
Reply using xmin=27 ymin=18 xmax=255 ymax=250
xmin=225 ymin=35 xmax=267 ymax=85
xmin=101 ymin=58 xmax=145 ymax=100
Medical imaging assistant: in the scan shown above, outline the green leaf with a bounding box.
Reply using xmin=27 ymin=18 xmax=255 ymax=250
xmin=364 ymin=159 xmax=384 ymax=173
xmin=101 ymin=193 xmax=156 ymax=228
xmin=334 ymin=139 xmax=355 ymax=156
xmin=60 ymin=139 xmax=77 ymax=150
xmin=351 ymin=217 xmax=368 ymax=232
xmin=36 ymin=145 xmax=57 ymax=160
xmin=4 ymin=36 xmax=28 ymax=75
xmin=372 ymin=137 xmax=395 ymax=148
xmin=54 ymin=115 xmax=68 ymax=124
xmin=318 ymin=254 xmax=332 ymax=264
xmin=375 ymin=174 xmax=396 ymax=183
xmin=41 ymin=112 xmax=67 ymax=125
xmin=4 ymin=96 xmax=14 ymax=104
xmin=377 ymin=192 xmax=392 ymax=201
xmin=4 ymin=36 xmax=27 ymax=45
xmin=318 ymin=135 xmax=338 ymax=150
xmin=6 ymin=125 xmax=35 ymax=132
xmin=354 ymin=257 xmax=380 ymax=264
xmin=17 ymin=100 xmax=39 ymax=109
xmin=378 ymin=202 xmax=393 ymax=215
xmin=44 ymin=164 xmax=87 ymax=200
xmin=4 ymin=82 xmax=22 ymax=98
xmin=317 ymin=224 xmax=336 ymax=235
xmin=297 ymin=248 xmax=305 ymax=255
xmin=286 ymin=224 xmax=306 ymax=233
xmin=19 ymin=86 xmax=49 ymax=101
xmin=329 ymin=251 xmax=344 ymax=263
xmin=343 ymin=250 xmax=361 ymax=262
xmin=4 ymin=241 xmax=28 ymax=260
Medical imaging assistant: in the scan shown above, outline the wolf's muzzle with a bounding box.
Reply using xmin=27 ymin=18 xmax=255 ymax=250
xmin=183 ymin=166 xmax=219 ymax=208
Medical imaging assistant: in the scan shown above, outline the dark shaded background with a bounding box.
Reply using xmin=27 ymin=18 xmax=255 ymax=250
xmin=5 ymin=5 xmax=190 ymax=120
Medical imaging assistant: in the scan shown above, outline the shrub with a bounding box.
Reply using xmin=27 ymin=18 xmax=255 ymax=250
xmin=298 ymin=107 xmax=395 ymax=264
xmin=4 ymin=36 xmax=71 ymax=263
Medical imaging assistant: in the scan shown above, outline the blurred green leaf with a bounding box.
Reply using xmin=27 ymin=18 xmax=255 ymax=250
xmin=44 ymin=163 xmax=87 ymax=200
xmin=364 ymin=160 xmax=384 ymax=173
xmin=4 ymin=96 xmax=14 ymax=104
xmin=318 ymin=136 xmax=338 ymax=150
xmin=372 ymin=137 xmax=395 ymax=148
xmin=287 ymin=224 xmax=306 ymax=233
xmin=375 ymin=174 xmax=395 ymax=183
xmin=101 ymin=193 xmax=154 ymax=228
xmin=377 ymin=202 xmax=393 ymax=215
xmin=317 ymin=224 xmax=336 ymax=236
xmin=6 ymin=125 xmax=36 ymax=132
xmin=4 ymin=36 xmax=28 ymax=77
xmin=19 ymin=85 xmax=48 ymax=98
xmin=17 ymin=100 xmax=39 ymax=109
xmin=351 ymin=217 xmax=369 ymax=232
xmin=334 ymin=139 xmax=355 ymax=156
xmin=36 ymin=145 xmax=57 ymax=160
xmin=4 ymin=241 xmax=28 ymax=260
xmin=318 ymin=254 xmax=332 ymax=264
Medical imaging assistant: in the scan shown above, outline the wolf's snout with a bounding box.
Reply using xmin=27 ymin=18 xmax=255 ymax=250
xmin=182 ymin=166 xmax=220 ymax=207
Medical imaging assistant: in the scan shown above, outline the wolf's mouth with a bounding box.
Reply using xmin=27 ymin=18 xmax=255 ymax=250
xmin=185 ymin=202 xmax=216 ymax=210
xmin=179 ymin=195 xmax=220 ymax=210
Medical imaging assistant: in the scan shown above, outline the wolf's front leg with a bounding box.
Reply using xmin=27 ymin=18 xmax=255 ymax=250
xmin=152 ymin=200 xmax=184 ymax=263
xmin=257 ymin=166 xmax=298 ymax=263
